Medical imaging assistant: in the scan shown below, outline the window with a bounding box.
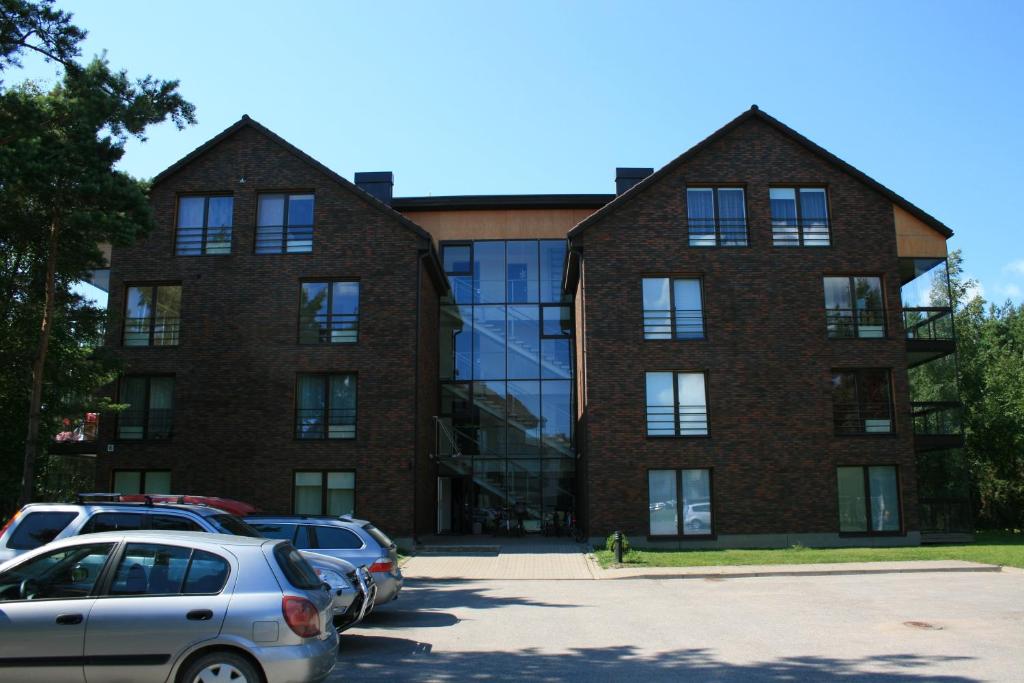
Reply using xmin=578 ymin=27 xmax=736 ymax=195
xmin=642 ymin=278 xmax=704 ymax=339
xmin=150 ymin=515 xmax=202 ymax=532
xmin=824 ymin=276 xmax=885 ymax=338
xmin=182 ymin=550 xmax=230 ymax=593
xmin=176 ymin=195 xmax=233 ymax=255
xmin=649 ymin=469 xmax=713 ymax=536
xmin=256 ymin=193 xmax=314 ymax=254
xmin=110 ymin=542 xmax=191 ymax=595
xmin=118 ymin=376 xmax=174 ymax=440
xmin=313 ymin=526 xmax=364 ymax=550
xmin=645 ymin=372 xmax=708 ymax=436
xmin=123 ymin=284 xmax=181 ymax=346
xmin=81 ymin=513 xmax=145 ymax=534
xmin=770 ymin=187 xmax=830 ymax=246
xmin=293 ymin=471 xmax=355 ymax=516
xmin=832 ymin=369 xmax=893 ymax=434
xmin=6 ymin=512 xmax=77 ymax=550
xmin=250 ymin=522 xmax=313 ymax=549
xmin=113 ymin=470 xmax=171 ymax=495
xmin=0 ymin=543 xmax=114 ymax=601
xmin=295 ymin=374 xmax=356 ymax=439
xmin=837 ymin=466 xmax=901 ymax=533
xmin=686 ymin=187 xmax=747 ymax=247
xmin=299 ymin=281 xmax=359 ymax=344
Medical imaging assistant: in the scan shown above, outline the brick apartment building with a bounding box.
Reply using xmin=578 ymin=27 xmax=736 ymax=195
xmin=73 ymin=106 xmax=967 ymax=547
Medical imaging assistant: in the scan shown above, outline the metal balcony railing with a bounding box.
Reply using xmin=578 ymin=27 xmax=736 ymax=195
xmin=919 ymin=498 xmax=974 ymax=534
xmin=833 ymin=402 xmax=893 ymax=434
xmin=904 ymin=307 xmax=955 ymax=341
xmin=255 ymin=225 xmax=314 ymax=254
xmin=646 ymin=405 xmax=709 ymax=436
xmin=912 ymin=401 xmax=963 ymax=436
xmin=687 ymin=218 xmax=748 ymax=247
xmin=117 ymin=409 xmax=174 ymax=440
xmin=825 ymin=308 xmax=886 ymax=339
xmin=771 ymin=217 xmax=831 ymax=247
xmin=643 ymin=309 xmax=705 ymax=340
xmin=175 ymin=226 xmax=232 ymax=256
xmin=124 ymin=317 xmax=181 ymax=346
xmin=299 ymin=312 xmax=359 ymax=344
xmin=295 ymin=408 xmax=356 ymax=440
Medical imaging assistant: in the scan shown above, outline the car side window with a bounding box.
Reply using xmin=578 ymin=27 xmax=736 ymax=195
xmin=81 ymin=512 xmax=145 ymax=534
xmin=313 ymin=526 xmax=363 ymax=550
xmin=182 ymin=550 xmax=230 ymax=594
xmin=150 ymin=514 xmax=203 ymax=532
xmin=250 ymin=522 xmax=298 ymax=542
xmin=0 ymin=543 xmax=115 ymax=602
xmin=6 ymin=511 xmax=78 ymax=550
xmin=110 ymin=543 xmax=192 ymax=595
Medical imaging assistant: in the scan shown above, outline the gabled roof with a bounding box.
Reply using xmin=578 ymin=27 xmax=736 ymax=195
xmin=567 ymin=105 xmax=953 ymax=239
xmin=150 ymin=115 xmax=434 ymax=243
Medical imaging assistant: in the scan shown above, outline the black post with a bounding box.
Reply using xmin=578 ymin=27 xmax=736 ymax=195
xmin=614 ymin=530 xmax=623 ymax=563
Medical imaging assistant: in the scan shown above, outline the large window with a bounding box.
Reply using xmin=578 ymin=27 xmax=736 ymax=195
xmin=118 ymin=376 xmax=174 ymax=440
xmin=294 ymin=471 xmax=355 ymax=516
xmin=256 ymin=193 xmax=314 ymax=254
xmin=770 ymin=187 xmax=830 ymax=247
xmin=649 ymin=469 xmax=713 ymax=536
xmin=824 ymin=276 xmax=885 ymax=338
xmin=123 ymin=284 xmax=181 ymax=347
xmin=642 ymin=278 xmax=704 ymax=339
xmin=832 ymin=369 xmax=893 ymax=434
xmin=176 ymin=195 xmax=233 ymax=256
xmin=112 ymin=470 xmax=171 ymax=495
xmin=837 ymin=466 xmax=901 ymax=533
xmin=686 ymin=187 xmax=747 ymax=247
xmin=295 ymin=374 xmax=356 ymax=439
xmin=299 ymin=280 xmax=359 ymax=344
xmin=645 ymin=372 xmax=708 ymax=436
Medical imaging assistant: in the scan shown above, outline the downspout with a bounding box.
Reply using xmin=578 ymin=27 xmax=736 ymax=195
xmin=412 ymin=246 xmax=423 ymax=545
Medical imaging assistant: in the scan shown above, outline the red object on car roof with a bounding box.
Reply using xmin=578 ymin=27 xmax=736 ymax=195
xmin=119 ymin=494 xmax=259 ymax=516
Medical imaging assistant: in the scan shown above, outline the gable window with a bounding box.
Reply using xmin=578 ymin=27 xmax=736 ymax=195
xmin=770 ymin=187 xmax=830 ymax=246
xmin=824 ymin=276 xmax=885 ymax=338
xmin=124 ymin=284 xmax=181 ymax=347
xmin=112 ymin=470 xmax=171 ymax=495
xmin=256 ymin=193 xmax=314 ymax=254
xmin=645 ymin=372 xmax=708 ymax=436
xmin=296 ymin=374 xmax=356 ymax=439
xmin=175 ymin=196 xmax=233 ymax=255
xmin=686 ymin=187 xmax=747 ymax=247
xmin=832 ymin=369 xmax=893 ymax=434
xmin=642 ymin=278 xmax=704 ymax=340
xmin=299 ymin=281 xmax=359 ymax=344
xmin=118 ymin=376 xmax=174 ymax=440
xmin=649 ymin=469 xmax=713 ymax=536
xmin=294 ymin=471 xmax=355 ymax=516
xmin=837 ymin=465 xmax=901 ymax=533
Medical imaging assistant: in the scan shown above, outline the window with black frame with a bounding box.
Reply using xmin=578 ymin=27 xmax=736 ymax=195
xmin=686 ymin=187 xmax=747 ymax=247
xmin=823 ymin=276 xmax=885 ymax=338
xmin=123 ymin=284 xmax=181 ymax=347
xmin=832 ymin=369 xmax=893 ymax=434
xmin=112 ymin=470 xmax=171 ymax=495
xmin=770 ymin=187 xmax=830 ymax=246
xmin=645 ymin=371 xmax=708 ymax=436
xmin=837 ymin=465 xmax=901 ymax=533
xmin=256 ymin=193 xmax=314 ymax=254
xmin=293 ymin=471 xmax=355 ymax=516
xmin=299 ymin=280 xmax=359 ymax=344
xmin=642 ymin=277 xmax=704 ymax=339
xmin=175 ymin=195 xmax=233 ymax=255
xmin=649 ymin=469 xmax=713 ymax=536
xmin=118 ymin=376 xmax=174 ymax=440
xmin=295 ymin=374 xmax=356 ymax=439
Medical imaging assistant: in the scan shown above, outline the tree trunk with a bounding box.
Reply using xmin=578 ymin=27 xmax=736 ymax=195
xmin=19 ymin=216 xmax=60 ymax=507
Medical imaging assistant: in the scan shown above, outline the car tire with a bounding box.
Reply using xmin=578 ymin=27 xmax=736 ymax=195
xmin=180 ymin=650 xmax=261 ymax=683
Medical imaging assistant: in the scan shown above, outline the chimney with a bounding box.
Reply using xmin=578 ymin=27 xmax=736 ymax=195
xmin=354 ymin=171 xmax=394 ymax=205
xmin=615 ymin=167 xmax=653 ymax=195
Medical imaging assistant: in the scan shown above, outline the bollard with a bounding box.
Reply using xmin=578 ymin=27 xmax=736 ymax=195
xmin=614 ymin=530 xmax=623 ymax=563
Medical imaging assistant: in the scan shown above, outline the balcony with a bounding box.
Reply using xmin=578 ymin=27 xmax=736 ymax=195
xmin=911 ymin=401 xmax=964 ymax=452
xmin=919 ymin=498 xmax=974 ymax=541
xmin=904 ymin=307 xmax=956 ymax=367
xmin=50 ymin=413 xmax=100 ymax=454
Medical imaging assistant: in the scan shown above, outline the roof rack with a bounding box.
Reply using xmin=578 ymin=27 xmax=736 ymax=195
xmin=76 ymin=492 xmax=125 ymax=504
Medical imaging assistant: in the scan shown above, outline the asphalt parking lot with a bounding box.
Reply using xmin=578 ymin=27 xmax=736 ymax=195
xmin=334 ymin=571 xmax=1024 ymax=681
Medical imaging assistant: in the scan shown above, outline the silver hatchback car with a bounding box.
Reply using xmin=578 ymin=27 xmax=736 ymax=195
xmin=0 ymin=531 xmax=337 ymax=683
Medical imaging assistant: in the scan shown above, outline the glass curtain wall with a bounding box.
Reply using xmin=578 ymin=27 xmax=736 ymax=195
xmin=439 ymin=240 xmax=575 ymax=533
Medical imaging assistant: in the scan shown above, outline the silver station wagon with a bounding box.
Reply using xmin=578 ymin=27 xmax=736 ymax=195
xmin=0 ymin=531 xmax=337 ymax=683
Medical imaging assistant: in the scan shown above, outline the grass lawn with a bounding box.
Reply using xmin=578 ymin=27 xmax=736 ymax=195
xmin=593 ymin=530 xmax=1024 ymax=569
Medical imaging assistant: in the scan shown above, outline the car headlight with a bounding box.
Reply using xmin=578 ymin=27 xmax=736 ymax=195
xmin=314 ymin=568 xmax=346 ymax=590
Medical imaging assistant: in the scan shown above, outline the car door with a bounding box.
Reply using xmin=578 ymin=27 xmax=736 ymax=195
xmin=83 ymin=542 xmax=234 ymax=683
xmin=0 ymin=541 xmax=116 ymax=683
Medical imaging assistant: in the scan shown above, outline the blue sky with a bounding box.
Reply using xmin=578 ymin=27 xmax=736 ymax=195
xmin=20 ymin=0 xmax=1024 ymax=306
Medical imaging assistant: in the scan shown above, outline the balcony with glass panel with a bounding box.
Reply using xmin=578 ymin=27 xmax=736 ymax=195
xmin=901 ymin=257 xmax=957 ymax=366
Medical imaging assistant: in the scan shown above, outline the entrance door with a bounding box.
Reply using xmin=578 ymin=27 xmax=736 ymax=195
xmin=437 ymin=477 xmax=452 ymax=534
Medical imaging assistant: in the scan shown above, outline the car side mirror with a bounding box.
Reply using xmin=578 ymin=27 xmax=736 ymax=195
xmin=322 ymin=581 xmax=332 ymax=592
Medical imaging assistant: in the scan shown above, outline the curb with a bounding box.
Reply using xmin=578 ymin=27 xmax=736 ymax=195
xmin=593 ymin=562 xmax=1003 ymax=580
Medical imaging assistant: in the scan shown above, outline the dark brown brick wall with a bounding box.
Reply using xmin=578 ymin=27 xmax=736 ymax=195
xmin=97 ymin=124 xmax=432 ymax=537
xmin=573 ymin=117 xmax=920 ymax=541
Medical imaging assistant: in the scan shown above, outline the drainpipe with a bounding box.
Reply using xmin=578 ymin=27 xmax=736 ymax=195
xmin=412 ymin=247 xmax=423 ymax=545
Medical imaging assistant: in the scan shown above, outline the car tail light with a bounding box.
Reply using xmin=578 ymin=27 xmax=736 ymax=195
xmin=368 ymin=559 xmax=392 ymax=573
xmin=0 ymin=509 xmax=21 ymax=539
xmin=282 ymin=596 xmax=320 ymax=638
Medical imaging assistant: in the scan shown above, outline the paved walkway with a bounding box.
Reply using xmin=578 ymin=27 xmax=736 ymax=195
xmin=405 ymin=537 xmax=595 ymax=580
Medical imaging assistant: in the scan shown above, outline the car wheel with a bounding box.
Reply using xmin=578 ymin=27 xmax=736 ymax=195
xmin=181 ymin=651 xmax=260 ymax=683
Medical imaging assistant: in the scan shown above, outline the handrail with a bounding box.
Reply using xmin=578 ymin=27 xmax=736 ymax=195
xmin=911 ymin=401 xmax=963 ymax=435
xmin=903 ymin=307 xmax=954 ymax=341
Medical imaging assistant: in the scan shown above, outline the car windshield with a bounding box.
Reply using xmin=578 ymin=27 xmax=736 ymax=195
xmin=208 ymin=514 xmax=261 ymax=537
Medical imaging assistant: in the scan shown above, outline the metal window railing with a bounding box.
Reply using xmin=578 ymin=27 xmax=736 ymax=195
xmin=176 ymin=226 xmax=232 ymax=256
xmin=117 ymin=409 xmax=174 ymax=440
xmin=833 ymin=402 xmax=893 ymax=434
xmin=771 ymin=218 xmax=831 ymax=247
xmin=687 ymin=218 xmax=748 ymax=247
xmin=911 ymin=401 xmax=963 ymax=436
xmin=299 ymin=313 xmax=359 ymax=344
xmin=643 ymin=309 xmax=705 ymax=340
xmin=295 ymin=408 xmax=356 ymax=440
xmin=903 ymin=307 xmax=954 ymax=341
xmin=646 ymin=404 xmax=708 ymax=436
xmin=256 ymin=225 xmax=314 ymax=254
xmin=825 ymin=308 xmax=886 ymax=339
xmin=124 ymin=317 xmax=181 ymax=346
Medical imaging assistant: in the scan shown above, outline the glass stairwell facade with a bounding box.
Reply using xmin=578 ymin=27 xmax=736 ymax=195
xmin=436 ymin=240 xmax=575 ymax=534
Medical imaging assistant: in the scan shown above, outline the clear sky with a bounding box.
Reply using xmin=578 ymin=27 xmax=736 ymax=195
xmin=19 ymin=0 xmax=1024 ymax=306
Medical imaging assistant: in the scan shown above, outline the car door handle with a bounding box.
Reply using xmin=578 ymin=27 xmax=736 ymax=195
xmin=55 ymin=613 xmax=83 ymax=625
xmin=186 ymin=609 xmax=214 ymax=621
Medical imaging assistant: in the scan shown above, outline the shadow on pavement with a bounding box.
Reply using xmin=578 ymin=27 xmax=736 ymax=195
xmin=359 ymin=609 xmax=460 ymax=629
xmin=392 ymin=579 xmax=578 ymax=611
